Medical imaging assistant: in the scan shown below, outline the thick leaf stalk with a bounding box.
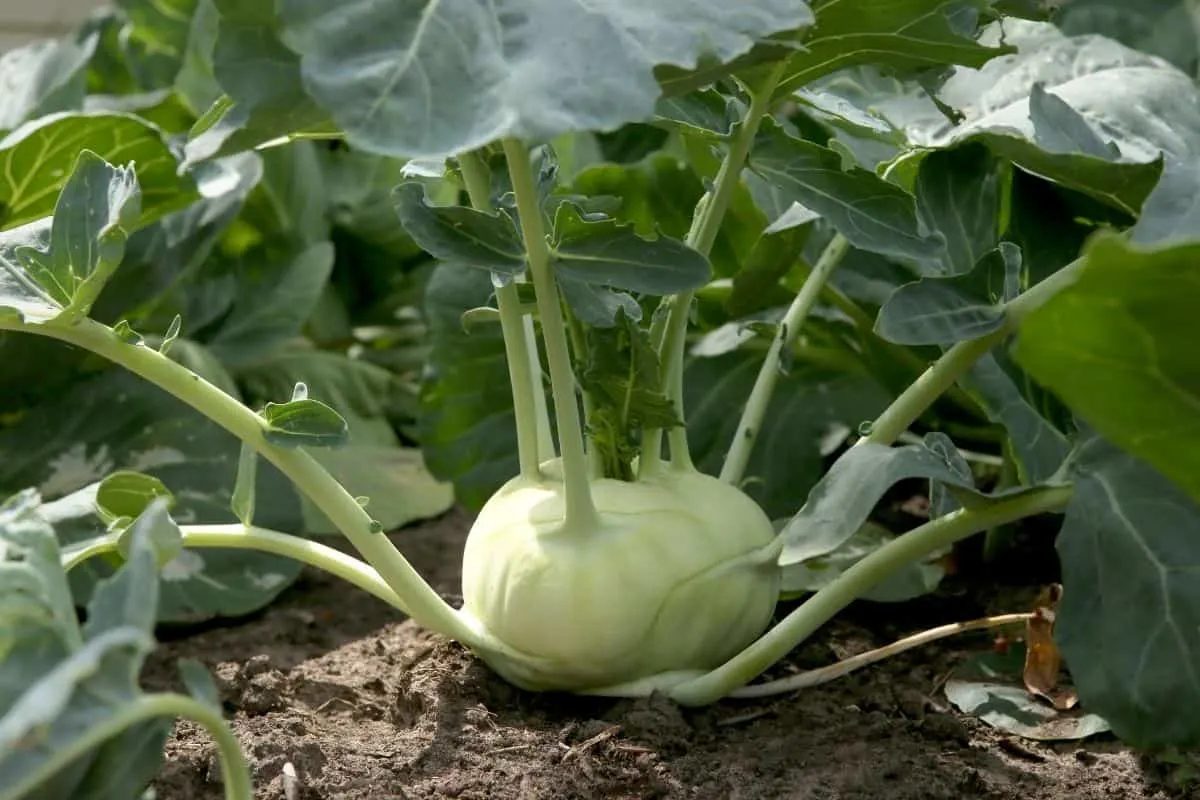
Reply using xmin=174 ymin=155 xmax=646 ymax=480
xmin=457 ymin=149 xmax=545 ymax=479
xmin=721 ymin=233 xmax=850 ymax=485
xmin=501 ymin=138 xmax=598 ymax=528
xmin=656 ymin=61 xmax=789 ymax=472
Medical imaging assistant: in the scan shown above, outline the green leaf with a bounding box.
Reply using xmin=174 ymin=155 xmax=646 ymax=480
xmin=14 ymin=150 xmax=141 ymax=319
xmin=774 ymin=0 xmax=1018 ymax=96
xmin=392 ymin=182 xmax=526 ymax=274
xmin=749 ymin=121 xmax=944 ymax=263
xmin=113 ymin=0 xmax=201 ymax=91
xmin=684 ymin=353 xmax=891 ymax=521
xmin=897 ymin=21 xmax=1187 ymax=216
xmin=944 ymin=645 xmax=1112 ymax=741
xmin=0 ymin=368 xmax=305 ymax=623
xmin=778 ymin=433 xmax=1043 ymax=572
xmin=0 ymin=112 xmax=195 ymax=232
xmin=653 ymin=89 xmax=739 ymax=139
xmin=95 ymin=471 xmax=175 ymax=523
xmin=1014 ymin=233 xmax=1200 ymax=505
xmin=0 ymin=489 xmax=81 ymax=661
xmin=567 ymin=153 xmax=762 ymax=279
xmin=0 ymin=33 xmax=98 ymax=132
xmin=262 ymin=397 xmax=350 ymax=449
xmin=270 ymin=0 xmax=814 ymax=159
xmin=418 ymin=263 xmax=521 ymax=511
xmin=0 ymin=501 xmax=186 ymax=800
xmin=0 ymin=219 xmax=61 ymax=324
xmin=1054 ymin=434 xmax=1200 ymax=748
xmin=875 ymin=242 xmax=1022 ymax=346
xmin=184 ymin=0 xmax=336 ymax=165
xmin=727 ymin=226 xmax=809 ymax=319
xmin=913 ymin=144 xmax=1003 ymax=276
xmin=558 ymin=278 xmax=642 ymax=328
xmin=580 ymin=311 xmax=680 ymax=480
xmin=114 ymin=500 xmax=184 ymax=569
xmin=237 ymin=140 xmax=332 ymax=248
xmin=551 ymin=204 xmax=711 ymax=295
xmin=205 ymin=241 xmax=335 ymax=366
xmin=962 ymin=353 xmax=1072 ymax=484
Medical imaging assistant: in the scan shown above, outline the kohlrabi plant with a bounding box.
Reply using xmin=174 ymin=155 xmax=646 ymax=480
xmin=3 ymin=1 xmax=1200 ymax=797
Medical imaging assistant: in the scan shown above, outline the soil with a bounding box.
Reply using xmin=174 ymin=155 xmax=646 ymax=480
xmin=144 ymin=509 xmax=1189 ymax=800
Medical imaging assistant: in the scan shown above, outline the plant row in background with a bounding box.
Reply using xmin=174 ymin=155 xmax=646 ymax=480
xmin=1 ymin=1 xmax=1199 ymax=798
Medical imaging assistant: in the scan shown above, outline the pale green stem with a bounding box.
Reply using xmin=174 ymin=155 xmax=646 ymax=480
xmin=502 ymin=138 xmax=597 ymax=527
xmin=657 ymin=62 xmax=788 ymax=472
xmin=458 ymin=149 xmax=541 ymax=479
xmin=0 ymin=315 xmax=476 ymax=648
xmin=63 ymin=524 xmax=407 ymax=611
xmin=858 ymin=256 xmax=1086 ymax=448
xmin=720 ymin=233 xmax=849 ymax=485
xmin=5 ymin=692 xmax=252 ymax=800
xmin=666 ymin=484 xmax=1074 ymax=705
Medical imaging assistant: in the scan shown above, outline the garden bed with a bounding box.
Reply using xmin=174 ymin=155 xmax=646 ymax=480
xmin=146 ymin=510 xmax=1169 ymax=800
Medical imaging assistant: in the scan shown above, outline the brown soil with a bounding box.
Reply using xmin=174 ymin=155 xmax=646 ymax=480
xmin=145 ymin=509 xmax=1184 ymax=800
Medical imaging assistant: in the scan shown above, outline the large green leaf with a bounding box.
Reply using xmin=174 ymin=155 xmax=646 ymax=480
xmin=1014 ymin=233 xmax=1200 ymax=506
xmin=270 ymin=0 xmax=814 ymax=159
xmin=897 ymin=21 xmax=1191 ymax=215
xmin=748 ymin=121 xmax=944 ymax=262
xmin=913 ymin=143 xmax=1003 ymax=276
xmin=392 ymin=182 xmax=527 ymax=274
xmin=1055 ymin=434 xmax=1200 ymax=748
xmin=0 ymin=112 xmax=196 ymax=231
xmin=0 ymin=34 xmax=97 ymax=133
xmin=0 ymin=500 xmax=214 ymax=800
xmin=774 ymin=0 xmax=1018 ymax=95
xmin=0 ymin=369 xmax=306 ymax=623
xmin=184 ymin=0 xmax=336 ymax=165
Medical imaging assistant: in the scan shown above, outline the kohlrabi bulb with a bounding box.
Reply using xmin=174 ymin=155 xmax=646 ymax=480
xmin=459 ymin=459 xmax=781 ymax=692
